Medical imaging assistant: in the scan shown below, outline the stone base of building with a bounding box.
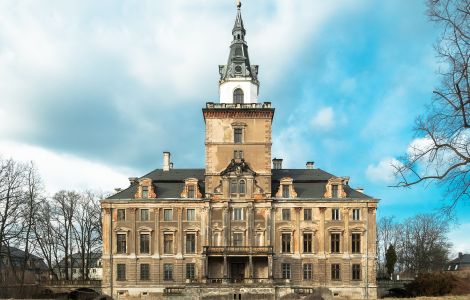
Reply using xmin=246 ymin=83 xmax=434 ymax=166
xmin=102 ymin=285 xmax=377 ymax=300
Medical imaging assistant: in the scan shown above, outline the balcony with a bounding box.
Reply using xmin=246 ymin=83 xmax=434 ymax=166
xmin=203 ymin=246 xmax=273 ymax=256
xmin=205 ymin=102 xmax=272 ymax=109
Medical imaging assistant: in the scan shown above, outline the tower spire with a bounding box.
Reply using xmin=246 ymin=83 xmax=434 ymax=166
xmin=218 ymin=2 xmax=259 ymax=104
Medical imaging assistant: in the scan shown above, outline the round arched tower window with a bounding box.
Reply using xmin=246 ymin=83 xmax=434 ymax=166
xmin=233 ymin=88 xmax=244 ymax=104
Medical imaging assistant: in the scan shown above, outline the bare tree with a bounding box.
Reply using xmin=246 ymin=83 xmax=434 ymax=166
xmin=394 ymin=0 xmax=469 ymax=213
xmin=377 ymin=216 xmax=400 ymax=277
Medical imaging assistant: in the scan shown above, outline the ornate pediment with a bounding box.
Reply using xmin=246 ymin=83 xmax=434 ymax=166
xmin=220 ymin=159 xmax=256 ymax=176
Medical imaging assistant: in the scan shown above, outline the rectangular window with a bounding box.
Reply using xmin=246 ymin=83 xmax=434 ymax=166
xmin=140 ymin=209 xmax=149 ymax=221
xmin=304 ymin=208 xmax=312 ymax=221
xmin=232 ymin=208 xmax=243 ymax=221
xmin=332 ymin=208 xmax=340 ymax=220
xmin=164 ymin=264 xmax=173 ymax=281
xmin=140 ymin=264 xmax=150 ymax=280
xmin=163 ymin=209 xmax=173 ymax=221
xmin=233 ymin=233 xmax=244 ymax=246
xmin=233 ymin=150 xmax=244 ymax=159
xmin=282 ymin=185 xmax=290 ymax=198
xmin=186 ymin=263 xmax=195 ymax=279
xmin=164 ymin=234 xmax=173 ymax=254
xmin=186 ymin=209 xmax=195 ymax=221
xmin=239 ymin=150 xmax=244 ymax=159
xmin=303 ymin=233 xmax=313 ymax=253
xmin=303 ymin=264 xmax=313 ymax=280
xmin=186 ymin=234 xmax=196 ymax=253
xmin=188 ymin=185 xmax=195 ymax=198
xmin=282 ymin=209 xmax=291 ymax=221
xmin=331 ymin=233 xmax=340 ymax=253
xmin=117 ymin=234 xmax=126 ymax=253
xmin=352 ymin=233 xmax=361 ymax=253
xmin=352 ymin=209 xmax=360 ymax=221
xmin=352 ymin=264 xmax=361 ymax=280
xmin=230 ymin=180 xmax=238 ymax=195
xmin=282 ymin=263 xmax=291 ymax=279
xmin=238 ymin=180 xmax=246 ymax=195
xmin=332 ymin=185 xmax=339 ymax=198
xmin=140 ymin=234 xmax=150 ymax=254
xmin=142 ymin=186 xmax=149 ymax=198
xmin=117 ymin=264 xmax=126 ymax=281
xmin=117 ymin=209 xmax=125 ymax=221
xmin=331 ymin=264 xmax=340 ymax=280
xmin=234 ymin=128 xmax=243 ymax=143
xmin=281 ymin=233 xmax=291 ymax=253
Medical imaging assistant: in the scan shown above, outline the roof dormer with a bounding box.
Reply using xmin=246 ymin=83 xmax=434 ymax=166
xmin=324 ymin=177 xmax=348 ymax=199
xmin=135 ymin=178 xmax=156 ymax=199
xmin=180 ymin=178 xmax=202 ymax=199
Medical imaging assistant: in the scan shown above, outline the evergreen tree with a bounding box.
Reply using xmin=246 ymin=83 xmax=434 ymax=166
xmin=386 ymin=244 xmax=397 ymax=277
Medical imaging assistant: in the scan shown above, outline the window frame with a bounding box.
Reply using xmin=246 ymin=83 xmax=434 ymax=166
xmin=117 ymin=264 xmax=126 ymax=281
xmin=232 ymin=208 xmax=243 ymax=221
xmin=332 ymin=208 xmax=340 ymax=221
xmin=164 ymin=263 xmax=173 ymax=281
xmin=163 ymin=233 xmax=174 ymax=254
xmin=303 ymin=233 xmax=313 ymax=253
xmin=163 ymin=209 xmax=173 ymax=221
xmin=331 ymin=264 xmax=341 ymax=280
xmin=303 ymin=263 xmax=313 ymax=280
xmin=332 ymin=184 xmax=339 ymax=198
xmin=282 ymin=263 xmax=291 ymax=279
xmin=186 ymin=263 xmax=196 ymax=279
xmin=234 ymin=128 xmax=243 ymax=144
xmin=117 ymin=209 xmax=126 ymax=221
xmin=186 ymin=208 xmax=196 ymax=221
xmin=331 ymin=233 xmax=341 ymax=253
xmin=140 ymin=263 xmax=150 ymax=281
xmin=281 ymin=233 xmax=291 ymax=253
xmin=352 ymin=208 xmax=360 ymax=221
xmin=142 ymin=185 xmax=149 ymax=198
xmin=233 ymin=88 xmax=244 ymax=104
xmin=282 ymin=185 xmax=290 ymax=198
xmin=140 ymin=209 xmax=149 ymax=221
xmin=187 ymin=185 xmax=195 ymax=198
xmin=351 ymin=233 xmax=361 ymax=253
xmin=352 ymin=264 xmax=361 ymax=280
xmin=117 ymin=233 xmax=127 ymax=254
xmin=282 ymin=209 xmax=291 ymax=221
xmin=232 ymin=232 xmax=244 ymax=246
xmin=186 ymin=233 xmax=196 ymax=254
xmin=304 ymin=208 xmax=312 ymax=221
xmin=238 ymin=180 xmax=246 ymax=195
xmin=140 ymin=233 xmax=150 ymax=254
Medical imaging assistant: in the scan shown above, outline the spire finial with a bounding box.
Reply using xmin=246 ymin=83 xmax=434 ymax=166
xmin=236 ymin=0 xmax=241 ymax=9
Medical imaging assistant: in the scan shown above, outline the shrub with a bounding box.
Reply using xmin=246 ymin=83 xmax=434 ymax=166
xmin=406 ymin=272 xmax=456 ymax=296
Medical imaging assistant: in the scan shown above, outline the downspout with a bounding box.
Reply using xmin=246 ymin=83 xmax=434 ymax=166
xmin=109 ymin=206 xmax=113 ymax=298
xmin=365 ymin=204 xmax=369 ymax=299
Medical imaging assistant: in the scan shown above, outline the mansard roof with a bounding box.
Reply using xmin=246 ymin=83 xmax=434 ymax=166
xmin=107 ymin=168 xmax=372 ymax=200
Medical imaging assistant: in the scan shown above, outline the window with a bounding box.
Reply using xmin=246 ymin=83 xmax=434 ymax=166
xmin=282 ymin=209 xmax=291 ymax=221
xmin=117 ymin=209 xmax=126 ymax=221
xmin=140 ymin=234 xmax=150 ymax=254
xmin=352 ymin=264 xmax=361 ymax=280
xmin=163 ymin=209 xmax=173 ymax=221
xmin=186 ymin=263 xmax=195 ymax=279
xmin=304 ymin=208 xmax=312 ymax=221
xmin=281 ymin=233 xmax=291 ymax=253
xmin=164 ymin=234 xmax=173 ymax=254
xmin=332 ymin=185 xmax=339 ymax=198
xmin=186 ymin=209 xmax=195 ymax=221
xmin=142 ymin=186 xmax=149 ymax=198
xmin=232 ymin=208 xmax=243 ymax=221
xmin=303 ymin=264 xmax=313 ymax=280
xmin=352 ymin=233 xmax=361 ymax=253
xmin=331 ymin=233 xmax=341 ymax=253
xmin=331 ymin=264 xmax=340 ymax=280
xmin=352 ymin=209 xmax=360 ymax=221
xmin=233 ymin=88 xmax=244 ymax=104
xmin=282 ymin=263 xmax=291 ymax=279
xmin=234 ymin=128 xmax=243 ymax=143
xmin=238 ymin=180 xmax=246 ymax=195
xmin=282 ymin=185 xmax=290 ymax=198
xmin=230 ymin=180 xmax=238 ymax=195
xmin=164 ymin=264 xmax=173 ymax=281
xmin=303 ymin=233 xmax=313 ymax=253
xmin=233 ymin=233 xmax=244 ymax=246
xmin=188 ymin=185 xmax=195 ymax=198
xmin=332 ymin=208 xmax=340 ymax=220
xmin=117 ymin=234 xmax=126 ymax=253
xmin=186 ymin=234 xmax=196 ymax=253
xmin=117 ymin=264 xmax=126 ymax=281
xmin=234 ymin=150 xmax=244 ymax=159
xmin=140 ymin=264 xmax=150 ymax=280
xmin=140 ymin=209 xmax=149 ymax=221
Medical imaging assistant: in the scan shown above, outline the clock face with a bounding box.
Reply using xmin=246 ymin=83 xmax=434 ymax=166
xmin=235 ymin=65 xmax=242 ymax=73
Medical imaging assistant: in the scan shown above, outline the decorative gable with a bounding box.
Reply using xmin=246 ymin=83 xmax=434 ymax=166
xmin=275 ymin=177 xmax=297 ymax=198
xmin=135 ymin=178 xmax=156 ymax=199
xmin=324 ymin=177 xmax=348 ymax=198
xmin=180 ymin=178 xmax=203 ymax=198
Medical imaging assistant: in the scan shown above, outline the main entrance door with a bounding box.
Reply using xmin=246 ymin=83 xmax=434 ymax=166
xmin=231 ymin=263 xmax=245 ymax=283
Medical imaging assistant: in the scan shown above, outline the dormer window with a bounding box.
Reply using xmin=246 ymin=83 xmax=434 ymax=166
xmin=135 ymin=178 xmax=156 ymax=199
xmin=142 ymin=186 xmax=149 ymax=198
xmin=325 ymin=177 xmax=348 ymax=199
xmin=276 ymin=177 xmax=297 ymax=199
xmin=188 ymin=185 xmax=195 ymax=198
xmin=181 ymin=178 xmax=201 ymax=199
xmin=282 ymin=185 xmax=290 ymax=198
xmin=233 ymin=88 xmax=244 ymax=104
xmin=332 ymin=185 xmax=338 ymax=198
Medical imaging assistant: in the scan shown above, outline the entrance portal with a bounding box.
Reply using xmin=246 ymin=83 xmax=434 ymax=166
xmin=231 ymin=263 xmax=245 ymax=283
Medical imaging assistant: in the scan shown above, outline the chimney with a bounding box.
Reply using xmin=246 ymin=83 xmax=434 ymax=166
xmin=306 ymin=161 xmax=315 ymax=169
xmin=272 ymin=158 xmax=283 ymax=170
xmin=459 ymin=252 xmax=463 ymax=259
xmin=128 ymin=177 xmax=138 ymax=185
xmin=163 ymin=151 xmax=171 ymax=171
xmin=114 ymin=188 xmax=122 ymax=193
xmin=169 ymin=162 xmax=174 ymax=170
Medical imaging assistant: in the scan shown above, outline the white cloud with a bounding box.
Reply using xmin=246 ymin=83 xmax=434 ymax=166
xmin=0 ymin=141 xmax=132 ymax=195
xmin=310 ymin=107 xmax=334 ymax=131
xmin=366 ymin=157 xmax=402 ymax=183
xmin=448 ymin=222 xmax=470 ymax=255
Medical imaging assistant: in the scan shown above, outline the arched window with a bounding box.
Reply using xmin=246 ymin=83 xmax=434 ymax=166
xmin=233 ymin=88 xmax=244 ymax=104
xmin=239 ymin=180 xmax=246 ymax=195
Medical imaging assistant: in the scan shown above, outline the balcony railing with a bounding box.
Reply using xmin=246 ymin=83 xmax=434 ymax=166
xmin=205 ymin=102 xmax=272 ymax=109
xmin=203 ymin=246 xmax=273 ymax=255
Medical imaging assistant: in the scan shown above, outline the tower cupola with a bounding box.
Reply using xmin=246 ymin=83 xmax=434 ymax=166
xmin=218 ymin=1 xmax=259 ymax=104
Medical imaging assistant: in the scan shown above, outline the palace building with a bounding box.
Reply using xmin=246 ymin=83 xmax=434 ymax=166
xmin=101 ymin=3 xmax=378 ymax=299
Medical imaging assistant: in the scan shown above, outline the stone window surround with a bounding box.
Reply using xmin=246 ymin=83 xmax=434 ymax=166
xmin=328 ymin=227 xmax=344 ymax=254
xmin=181 ymin=178 xmax=202 ymax=198
xmin=113 ymin=227 xmax=131 ymax=255
xmin=161 ymin=228 xmax=177 ymax=256
xmin=275 ymin=177 xmax=297 ymax=198
xmin=135 ymin=178 xmax=157 ymax=199
xmin=137 ymin=226 xmax=153 ymax=255
xmin=324 ymin=177 xmax=348 ymax=198
xmin=183 ymin=228 xmax=199 ymax=255
xmin=231 ymin=122 xmax=247 ymax=144
xmin=279 ymin=227 xmax=294 ymax=254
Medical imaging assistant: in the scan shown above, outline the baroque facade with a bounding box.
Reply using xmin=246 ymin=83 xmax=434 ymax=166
xmin=101 ymin=3 xmax=378 ymax=299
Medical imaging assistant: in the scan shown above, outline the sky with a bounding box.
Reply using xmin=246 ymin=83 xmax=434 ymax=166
xmin=0 ymin=0 xmax=468 ymax=254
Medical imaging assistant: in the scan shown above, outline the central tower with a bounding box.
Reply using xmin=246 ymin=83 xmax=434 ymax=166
xmin=203 ymin=2 xmax=274 ymax=202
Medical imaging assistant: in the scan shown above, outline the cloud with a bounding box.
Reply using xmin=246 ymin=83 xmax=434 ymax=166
xmin=310 ymin=107 xmax=334 ymax=131
xmin=366 ymin=157 xmax=402 ymax=183
xmin=448 ymin=222 xmax=470 ymax=255
xmin=0 ymin=140 xmax=132 ymax=195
